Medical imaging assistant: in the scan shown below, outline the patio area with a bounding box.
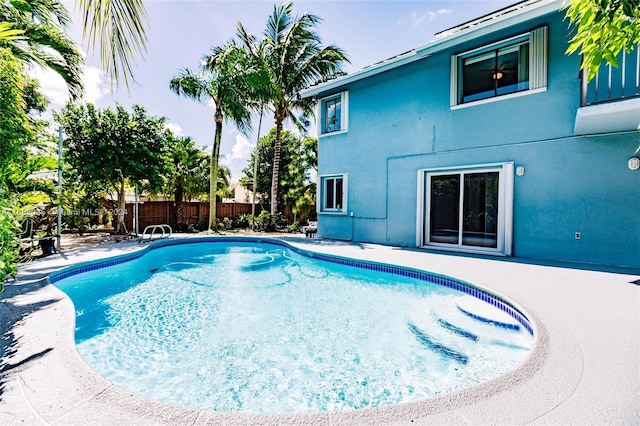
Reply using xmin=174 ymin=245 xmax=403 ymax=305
xmin=1 ymin=235 xmax=638 ymax=425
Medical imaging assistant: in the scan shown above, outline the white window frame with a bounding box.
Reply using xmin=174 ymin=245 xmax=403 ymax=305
xmin=318 ymin=91 xmax=349 ymax=136
xmin=416 ymin=162 xmax=513 ymax=256
xmin=450 ymin=26 xmax=548 ymax=109
xmin=318 ymin=173 xmax=348 ymax=215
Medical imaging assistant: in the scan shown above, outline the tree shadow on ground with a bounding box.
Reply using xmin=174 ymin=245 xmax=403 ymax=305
xmin=0 ymin=276 xmax=61 ymax=402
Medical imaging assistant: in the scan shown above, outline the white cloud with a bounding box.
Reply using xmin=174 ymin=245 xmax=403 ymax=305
xmin=29 ymin=64 xmax=111 ymax=108
xmin=409 ymin=8 xmax=453 ymax=27
xmin=221 ymin=134 xmax=254 ymax=165
xmin=165 ymin=122 xmax=184 ymax=136
xmin=82 ymin=65 xmax=111 ymax=104
xmin=220 ymin=134 xmax=255 ymax=182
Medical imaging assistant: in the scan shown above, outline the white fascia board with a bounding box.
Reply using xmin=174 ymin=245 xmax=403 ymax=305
xmin=416 ymin=0 xmax=564 ymax=57
xmin=300 ymin=0 xmax=564 ymax=98
xmin=299 ymin=51 xmax=420 ymax=98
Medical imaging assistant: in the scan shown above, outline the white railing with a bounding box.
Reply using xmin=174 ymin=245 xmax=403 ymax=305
xmin=139 ymin=224 xmax=172 ymax=243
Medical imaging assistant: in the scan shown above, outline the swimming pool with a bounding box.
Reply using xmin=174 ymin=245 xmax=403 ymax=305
xmin=50 ymin=237 xmax=534 ymax=414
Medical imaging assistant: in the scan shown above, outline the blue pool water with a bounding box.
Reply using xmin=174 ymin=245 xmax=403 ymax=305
xmin=53 ymin=240 xmax=534 ymax=413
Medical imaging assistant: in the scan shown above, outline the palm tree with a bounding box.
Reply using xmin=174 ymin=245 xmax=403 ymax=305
xmin=164 ymin=135 xmax=207 ymax=225
xmin=0 ymin=0 xmax=84 ymax=100
xmin=169 ymin=43 xmax=254 ymax=231
xmin=237 ymin=2 xmax=348 ymax=214
xmin=75 ymin=0 xmax=148 ymax=91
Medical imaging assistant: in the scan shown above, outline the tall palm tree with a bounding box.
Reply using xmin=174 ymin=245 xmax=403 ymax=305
xmin=169 ymin=43 xmax=254 ymax=231
xmin=237 ymin=2 xmax=348 ymax=214
xmin=76 ymin=0 xmax=148 ymax=91
xmin=0 ymin=0 xmax=84 ymax=100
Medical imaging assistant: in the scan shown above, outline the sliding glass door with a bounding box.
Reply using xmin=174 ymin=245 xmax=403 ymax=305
xmin=423 ymin=164 xmax=512 ymax=255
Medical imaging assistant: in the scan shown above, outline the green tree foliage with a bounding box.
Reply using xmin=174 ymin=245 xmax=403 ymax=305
xmin=236 ymin=2 xmax=348 ymax=214
xmin=0 ymin=47 xmax=51 ymax=286
xmin=284 ymin=135 xmax=317 ymax=222
xmin=0 ymin=48 xmax=30 ymax=172
xmin=0 ymin=0 xmax=84 ymax=100
xmin=241 ymin=127 xmax=317 ymax=219
xmin=163 ymin=135 xmax=208 ymax=224
xmin=170 ymin=43 xmax=256 ymax=231
xmin=54 ymin=103 xmax=170 ymax=233
xmin=566 ymin=0 xmax=640 ymax=81
xmin=0 ymin=194 xmax=19 ymax=288
xmin=0 ymin=21 xmax=24 ymax=42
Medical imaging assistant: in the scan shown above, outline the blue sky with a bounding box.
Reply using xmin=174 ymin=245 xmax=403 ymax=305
xmin=35 ymin=1 xmax=518 ymax=182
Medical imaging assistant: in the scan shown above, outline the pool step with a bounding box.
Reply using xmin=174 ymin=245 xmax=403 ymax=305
xmin=457 ymin=306 xmax=521 ymax=331
xmin=437 ymin=318 xmax=478 ymax=342
xmin=407 ymin=322 xmax=469 ymax=364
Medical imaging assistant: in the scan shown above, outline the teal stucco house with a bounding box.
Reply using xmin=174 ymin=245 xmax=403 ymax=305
xmin=300 ymin=0 xmax=639 ymax=268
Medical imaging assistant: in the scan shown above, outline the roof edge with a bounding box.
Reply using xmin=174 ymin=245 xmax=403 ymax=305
xmin=299 ymin=0 xmax=565 ymax=98
xmin=417 ymin=0 xmax=565 ymax=56
xmin=299 ymin=50 xmax=419 ymax=98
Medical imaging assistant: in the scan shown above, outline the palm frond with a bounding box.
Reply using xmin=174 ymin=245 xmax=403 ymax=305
xmin=77 ymin=0 xmax=149 ymax=91
xmin=169 ymin=68 xmax=208 ymax=103
xmin=1 ymin=1 xmax=84 ymax=100
xmin=23 ymin=23 xmax=84 ymax=100
xmin=0 ymin=22 xmax=25 ymax=42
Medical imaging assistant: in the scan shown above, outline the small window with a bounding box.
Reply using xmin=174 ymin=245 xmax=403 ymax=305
xmin=319 ymin=92 xmax=348 ymax=135
xmin=319 ymin=174 xmax=347 ymax=213
xmin=451 ymin=26 xmax=547 ymax=106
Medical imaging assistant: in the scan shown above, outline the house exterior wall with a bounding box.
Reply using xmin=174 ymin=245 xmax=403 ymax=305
xmin=316 ymin=12 xmax=640 ymax=268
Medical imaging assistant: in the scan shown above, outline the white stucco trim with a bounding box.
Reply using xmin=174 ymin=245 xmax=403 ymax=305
xmin=574 ymin=97 xmax=640 ymax=135
xmin=450 ymin=87 xmax=547 ymax=110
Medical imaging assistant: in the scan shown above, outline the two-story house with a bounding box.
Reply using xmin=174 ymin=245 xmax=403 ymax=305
xmin=300 ymin=0 xmax=639 ymax=268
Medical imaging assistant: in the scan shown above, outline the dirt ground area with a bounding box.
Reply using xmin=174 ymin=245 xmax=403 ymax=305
xmin=59 ymin=232 xmax=137 ymax=250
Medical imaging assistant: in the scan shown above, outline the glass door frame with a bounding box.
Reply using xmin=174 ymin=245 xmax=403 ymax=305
xmin=416 ymin=162 xmax=514 ymax=256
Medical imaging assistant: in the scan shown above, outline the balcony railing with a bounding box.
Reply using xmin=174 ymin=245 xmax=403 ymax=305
xmin=581 ymin=46 xmax=640 ymax=107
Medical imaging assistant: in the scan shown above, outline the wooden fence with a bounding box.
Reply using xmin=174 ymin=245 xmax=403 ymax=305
xmin=124 ymin=201 xmax=296 ymax=230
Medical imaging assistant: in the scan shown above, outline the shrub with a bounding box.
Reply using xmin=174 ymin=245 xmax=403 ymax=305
xmin=194 ymin=220 xmax=208 ymax=232
xmin=174 ymin=223 xmax=195 ymax=233
xmin=257 ymin=211 xmax=287 ymax=232
xmin=289 ymin=221 xmax=302 ymax=233
xmin=233 ymin=213 xmax=251 ymax=229
xmin=0 ymin=196 xmax=19 ymax=289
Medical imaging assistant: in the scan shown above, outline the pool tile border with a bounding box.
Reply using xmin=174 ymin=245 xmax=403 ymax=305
xmin=48 ymin=236 xmax=533 ymax=336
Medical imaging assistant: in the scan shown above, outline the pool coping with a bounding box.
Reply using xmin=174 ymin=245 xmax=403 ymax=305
xmin=1 ymin=235 xmax=639 ymax=424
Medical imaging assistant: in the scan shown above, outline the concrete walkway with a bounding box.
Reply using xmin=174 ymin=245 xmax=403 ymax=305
xmin=1 ymin=236 xmax=638 ymax=425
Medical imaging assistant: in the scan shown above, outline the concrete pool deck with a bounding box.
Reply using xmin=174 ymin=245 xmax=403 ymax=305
xmin=0 ymin=235 xmax=638 ymax=425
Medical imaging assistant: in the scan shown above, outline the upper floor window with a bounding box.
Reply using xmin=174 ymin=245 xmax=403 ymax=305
xmin=451 ymin=26 xmax=548 ymax=107
xmin=319 ymin=91 xmax=349 ymax=135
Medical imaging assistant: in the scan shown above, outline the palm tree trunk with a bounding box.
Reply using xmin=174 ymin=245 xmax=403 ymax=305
xmin=174 ymin=183 xmax=184 ymax=224
xmin=270 ymin=118 xmax=284 ymax=214
xmin=116 ymin=177 xmax=127 ymax=234
xmin=209 ymin=110 xmax=223 ymax=231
